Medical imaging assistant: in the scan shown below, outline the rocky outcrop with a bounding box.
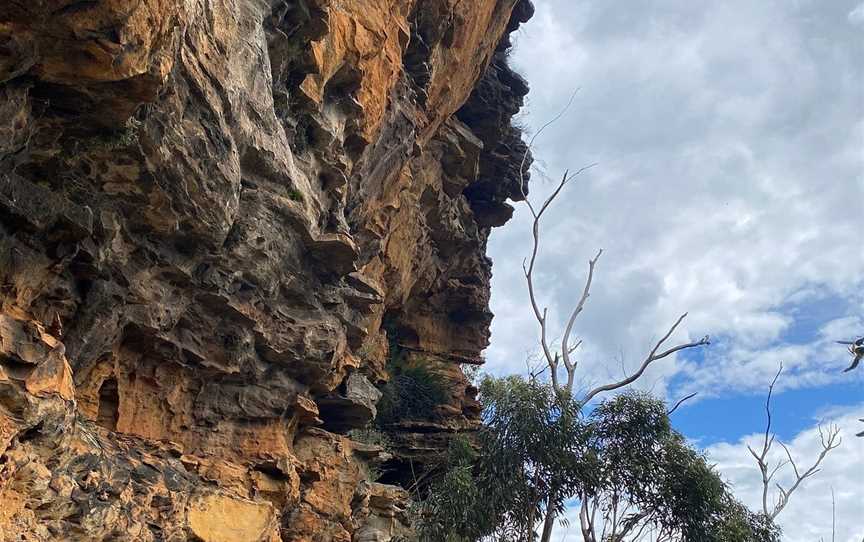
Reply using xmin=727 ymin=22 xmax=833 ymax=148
xmin=0 ymin=0 xmax=532 ymax=539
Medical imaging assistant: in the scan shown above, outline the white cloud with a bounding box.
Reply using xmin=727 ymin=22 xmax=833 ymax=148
xmin=486 ymin=4 xmax=863 ymax=536
xmin=677 ymin=314 xmax=864 ymax=398
xmin=485 ymin=0 xmax=864 ymax=399
xmin=849 ymin=2 xmax=864 ymax=25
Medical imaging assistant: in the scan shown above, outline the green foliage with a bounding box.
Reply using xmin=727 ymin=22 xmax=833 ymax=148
xmin=412 ymin=378 xmax=780 ymax=542
xmin=414 ymin=437 xmax=484 ymax=542
xmin=461 ymin=362 xmax=481 ymax=385
xmin=87 ymin=118 xmax=142 ymax=152
xmin=348 ymin=425 xmax=392 ymax=448
xmin=376 ymin=361 xmax=447 ymax=426
xmin=413 ymin=376 xmax=593 ymax=541
xmin=375 ymin=328 xmax=447 ymax=427
xmin=348 ymin=425 xmax=392 ymax=481
xmin=59 ymin=118 xmax=143 ymax=165
xmin=713 ymin=498 xmax=781 ymax=542
xmin=478 ymin=376 xmax=594 ymax=528
xmin=583 ymin=391 xmax=781 ymax=541
xmin=287 ymin=188 xmax=304 ymax=202
xmin=588 ymin=391 xmax=671 ymax=500
xmin=114 ymin=118 xmax=142 ymax=148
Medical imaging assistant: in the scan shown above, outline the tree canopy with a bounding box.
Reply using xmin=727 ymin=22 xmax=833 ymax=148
xmin=414 ymin=376 xmax=781 ymax=542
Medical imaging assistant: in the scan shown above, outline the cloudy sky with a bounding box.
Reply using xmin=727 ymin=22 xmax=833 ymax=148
xmin=484 ymin=0 xmax=864 ymax=539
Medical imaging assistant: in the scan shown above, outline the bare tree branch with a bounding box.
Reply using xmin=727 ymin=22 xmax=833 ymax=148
xmin=521 ymin=169 xmax=598 ymax=397
xmin=560 ymin=249 xmax=602 ymax=393
xmin=518 ymin=89 xmax=581 ymax=202
xmin=770 ymin=425 xmax=841 ymax=519
xmin=748 ymin=363 xmax=842 ymax=520
xmin=518 ymin=92 xmax=714 ymax=542
xmin=748 ymin=363 xmax=785 ymax=518
xmin=581 ymin=314 xmax=710 ymax=404
xmin=667 ymin=392 xmax=698 ymax=415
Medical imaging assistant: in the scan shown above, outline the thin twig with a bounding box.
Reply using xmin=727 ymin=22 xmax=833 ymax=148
xmin=747 ymin=364 xmax=842 ymax=520
xmin=667 ymin=392 xmax=698 ymax=415
xmin=517 ymin=88 xmax=581 ymax=200
xmin=581 ymin=314 xmax=710 ymax=404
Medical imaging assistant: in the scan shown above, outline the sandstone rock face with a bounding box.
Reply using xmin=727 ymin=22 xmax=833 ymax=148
xmin=0 ymin=0 xmax=532 ymax=539
xmin=187 ymin=494 xmax=278 ymax=542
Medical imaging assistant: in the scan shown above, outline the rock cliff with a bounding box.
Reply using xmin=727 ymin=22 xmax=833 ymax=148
xmin=0 ymin=0 xmax=532 ymax=540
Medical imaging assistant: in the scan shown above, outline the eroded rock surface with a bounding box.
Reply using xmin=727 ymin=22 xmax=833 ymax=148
xmin=0 ymin=0 xmax=533 ymax=539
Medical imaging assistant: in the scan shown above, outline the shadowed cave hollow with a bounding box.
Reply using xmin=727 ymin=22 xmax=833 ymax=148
xmin=96 ymin=377 xmax=120 ymax=432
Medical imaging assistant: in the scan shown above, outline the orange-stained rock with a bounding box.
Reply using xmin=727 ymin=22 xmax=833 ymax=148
xmin=0 ymin=0 xmax=534 ymax=537
xmin=24 ymin=350 xmax=74 ymax=401
xmin=0 ymin=314 xmax=55 ymax=366
xmin=0 ymin=312 xmax=74 ymax=402
xmin=0 ymin=0 xmax=185 ymax=126
xmin=187 ymin=494 xmax=279 ymax=542
xmin=300 ymin=0 xmax=413 ymax=143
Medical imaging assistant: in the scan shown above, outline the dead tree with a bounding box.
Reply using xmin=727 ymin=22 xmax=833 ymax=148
xmin=516 ymin=97 xmax=710 ymax=542
xmin=747 ymin=364 xmax=842 ymax=522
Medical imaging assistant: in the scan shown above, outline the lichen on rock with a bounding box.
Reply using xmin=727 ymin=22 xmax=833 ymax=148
xmin=0 ymin=0 xmax=533 ymax=539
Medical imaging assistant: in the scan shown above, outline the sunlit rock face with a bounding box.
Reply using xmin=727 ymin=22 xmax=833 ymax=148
xmin=0 ymin=0 xmax=532 ymax=539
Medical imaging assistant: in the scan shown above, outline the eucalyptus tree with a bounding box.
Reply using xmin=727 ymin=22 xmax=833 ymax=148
xmin=414 ymin=383 xmax=780 ymax=542
xmin=577 ymin=392 xmax=779 ymax=542
xmin=413 ymin=99 xmax=840 ymax=541
xmin=415 ymin=376 xmax=591 ymax=542
xmin=514 ymin=100 xmax=709 ymax=541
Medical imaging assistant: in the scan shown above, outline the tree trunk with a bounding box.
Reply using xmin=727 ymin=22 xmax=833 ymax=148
xmin=539 ymin=491 xmax=557 ymax=542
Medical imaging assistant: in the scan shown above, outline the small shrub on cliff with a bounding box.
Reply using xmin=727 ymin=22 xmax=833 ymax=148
xmin=375 ymin=323 xmax=448 ymax=427
xmin=90 ymin=118 xmax=142 ymax=151
xmin=376 ymin=360 xmax=447 ymax=427
xmin=287 ymin=188 xmax=304 ymax=202
xmin=348 ymin=425 xmax=392 ymax=448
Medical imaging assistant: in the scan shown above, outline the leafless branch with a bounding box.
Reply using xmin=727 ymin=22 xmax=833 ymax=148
xmin=518 ymin=91 xmax=712 ymax=542
xmin=526 ymin=351 xmax=549 ymax=381
xmin=748 ymin=363 xmax=842 ymax=520
xmin=581 ymin=314 xmax=710 ymax=404
xmin=521 ymin=168 xmax=599 ymax=397
xmin=771 ymin=424 xmax=841 ymax=519
xmin=667 ymin=392 xmax=698 ymax=415
xmin=560 ymin=249 xmax=602 ymax=393
xmin=518 ymin=88 xmax=581 ymax=201
xmin=747 ymin=363 xmax=784 ymax=518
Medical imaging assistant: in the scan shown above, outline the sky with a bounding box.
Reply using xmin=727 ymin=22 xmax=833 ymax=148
xmin=484 ymin=0 xmax=864 ymax=539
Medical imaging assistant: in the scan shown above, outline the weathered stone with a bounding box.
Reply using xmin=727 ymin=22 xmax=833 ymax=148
xmin=24 ymin=350 xmax=74 ymax=402
xmin=318 ymin=373 xmax=383 ymax=433
xmin=187 ymin=494 xmax=278 ymax=542
xmin=352 ymin=482 xmax=412 ymax=542
xmin=0 ymin=314 xmax=54 ymax=366
xmin=0 ymin=0 xmax=534 ymax=537
xmin=0 ymin=174 xmax=93 ymax=240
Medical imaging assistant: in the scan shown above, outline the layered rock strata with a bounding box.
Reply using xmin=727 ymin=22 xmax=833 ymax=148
xmin=0 ymin=0 xmax=533 ymax=539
